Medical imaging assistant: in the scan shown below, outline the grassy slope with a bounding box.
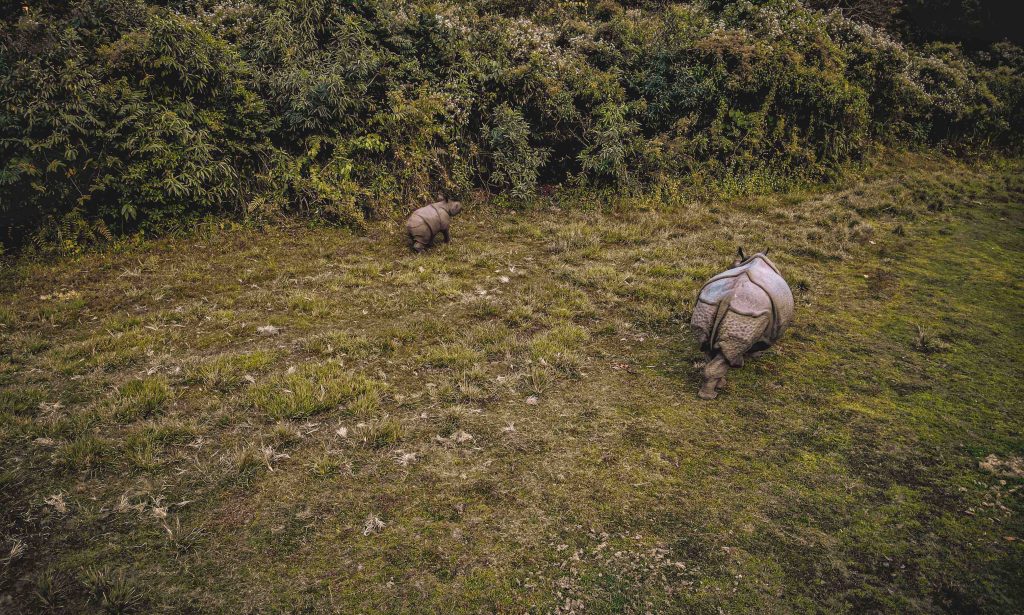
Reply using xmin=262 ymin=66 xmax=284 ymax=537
xmin=1 ymin=153 xmax=1022 ymax=613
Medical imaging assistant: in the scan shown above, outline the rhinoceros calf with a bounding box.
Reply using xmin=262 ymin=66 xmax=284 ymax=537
xmin=405 ymin=198 xmax=463 ymax=252
xmin=690 ymin=248 xmax=794 ymax=399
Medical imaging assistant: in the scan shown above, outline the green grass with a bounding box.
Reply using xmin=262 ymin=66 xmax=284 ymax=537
xmin=248 ymin=363 xmax=385 ymax=420
xmin=0 ymin=152 xmax=1022 ymax=612
xmin=113 ymin=377 xmax=170 ymax=423
xmin=188 ymin=351 xmax=277 ymax=391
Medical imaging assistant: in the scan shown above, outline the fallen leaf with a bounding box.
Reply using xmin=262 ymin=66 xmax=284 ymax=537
xmin=44 ymin=493 xmax=68 ymax=514
xmin=363 ymin=513 xmax=386 ymax=536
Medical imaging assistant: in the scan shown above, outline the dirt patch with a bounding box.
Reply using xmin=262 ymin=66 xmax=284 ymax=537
xmin=979 ymin=454 xmax=1024 ymax=478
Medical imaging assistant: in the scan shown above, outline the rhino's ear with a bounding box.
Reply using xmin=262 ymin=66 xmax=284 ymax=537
xmin=732 ymin=247 xmax=745 ymax=267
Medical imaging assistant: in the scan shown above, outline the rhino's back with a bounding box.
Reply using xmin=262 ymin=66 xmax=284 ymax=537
xmin=745 ymin=259 xmax=794 ymax=337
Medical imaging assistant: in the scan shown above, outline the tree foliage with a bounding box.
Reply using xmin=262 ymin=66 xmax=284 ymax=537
xmin=1 ymin=0 xmax=1022 ymax=252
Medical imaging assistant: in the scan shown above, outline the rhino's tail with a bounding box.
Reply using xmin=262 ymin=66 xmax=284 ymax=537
xmin=707 ymin=290 xmax=733 ymax=353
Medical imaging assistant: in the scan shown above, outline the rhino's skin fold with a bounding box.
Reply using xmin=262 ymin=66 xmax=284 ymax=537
xmin=405 ymin=198 xmax=463 ymax=252
xmin=690 ymin=252 xmax=794 ymax=400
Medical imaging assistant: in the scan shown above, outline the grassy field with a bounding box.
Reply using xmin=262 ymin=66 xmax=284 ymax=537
xmin=1 ymin=152 xmax=1023 ymax=613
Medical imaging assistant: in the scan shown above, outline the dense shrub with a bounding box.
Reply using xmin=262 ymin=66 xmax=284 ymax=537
xmin=485 ymin=103 xmax=550 ymax=200
xmin=1 ymin=0 xmax=1022 ymax=252
xmin=808 ymin=1 xmax=1023 ymax=46
xmin=0 ymin=1 xmax=274 ymax=251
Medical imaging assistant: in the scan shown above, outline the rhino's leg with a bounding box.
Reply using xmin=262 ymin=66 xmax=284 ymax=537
xmin=408 ymin=225 xmax=428 ymax=252
xmin=699 ymin=353 xmax=730 ymax=400
xmin=746 ymin=341 xmax=772 ymax=360
xmin=442 ymin=228 xmax=451 ymax=243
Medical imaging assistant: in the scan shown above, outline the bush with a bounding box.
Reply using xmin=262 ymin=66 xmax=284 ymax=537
xmin=1 ymin=0 xmax=1022 ymax=252
xmin=485 ymin=103 xmax=549 ymax=201
xmin=0 ymin=2 xmax=272 ymax=250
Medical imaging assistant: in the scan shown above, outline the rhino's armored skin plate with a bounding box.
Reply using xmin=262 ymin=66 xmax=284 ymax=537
xmin=690 ymin=249 xmax=794 ymax=399
xmin=405 ymin=198 xmax=463 ymax=252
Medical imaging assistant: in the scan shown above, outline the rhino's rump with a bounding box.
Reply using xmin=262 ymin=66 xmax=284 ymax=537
xmin=405 ymin=214 xmax=434 ymax=242
xmin=703 ymin=258 xmax=793 ymax=338
xmin=714 ymin=287 xmax=771 ymax=365
xmin=690 ymin=299 xmax=719 ymax=347
xmin=406 ymin=205 xmax=447 ymax=244
xmin=691 ymin=260 xmax=791 ymax=364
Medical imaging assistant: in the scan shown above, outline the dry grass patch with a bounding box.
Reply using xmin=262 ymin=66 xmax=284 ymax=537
xmin=547 ymin=222 xmax=601 ymax=254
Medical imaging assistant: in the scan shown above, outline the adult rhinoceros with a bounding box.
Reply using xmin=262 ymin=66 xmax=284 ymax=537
xmin=690 ymin=248 xmax=794 ymax=399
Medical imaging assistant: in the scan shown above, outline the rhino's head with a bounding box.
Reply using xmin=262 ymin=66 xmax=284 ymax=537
xmin=442 ymin=198 xmax=463 ymax=216
xmin=731 ymin=246 xmax=770 ymax=268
